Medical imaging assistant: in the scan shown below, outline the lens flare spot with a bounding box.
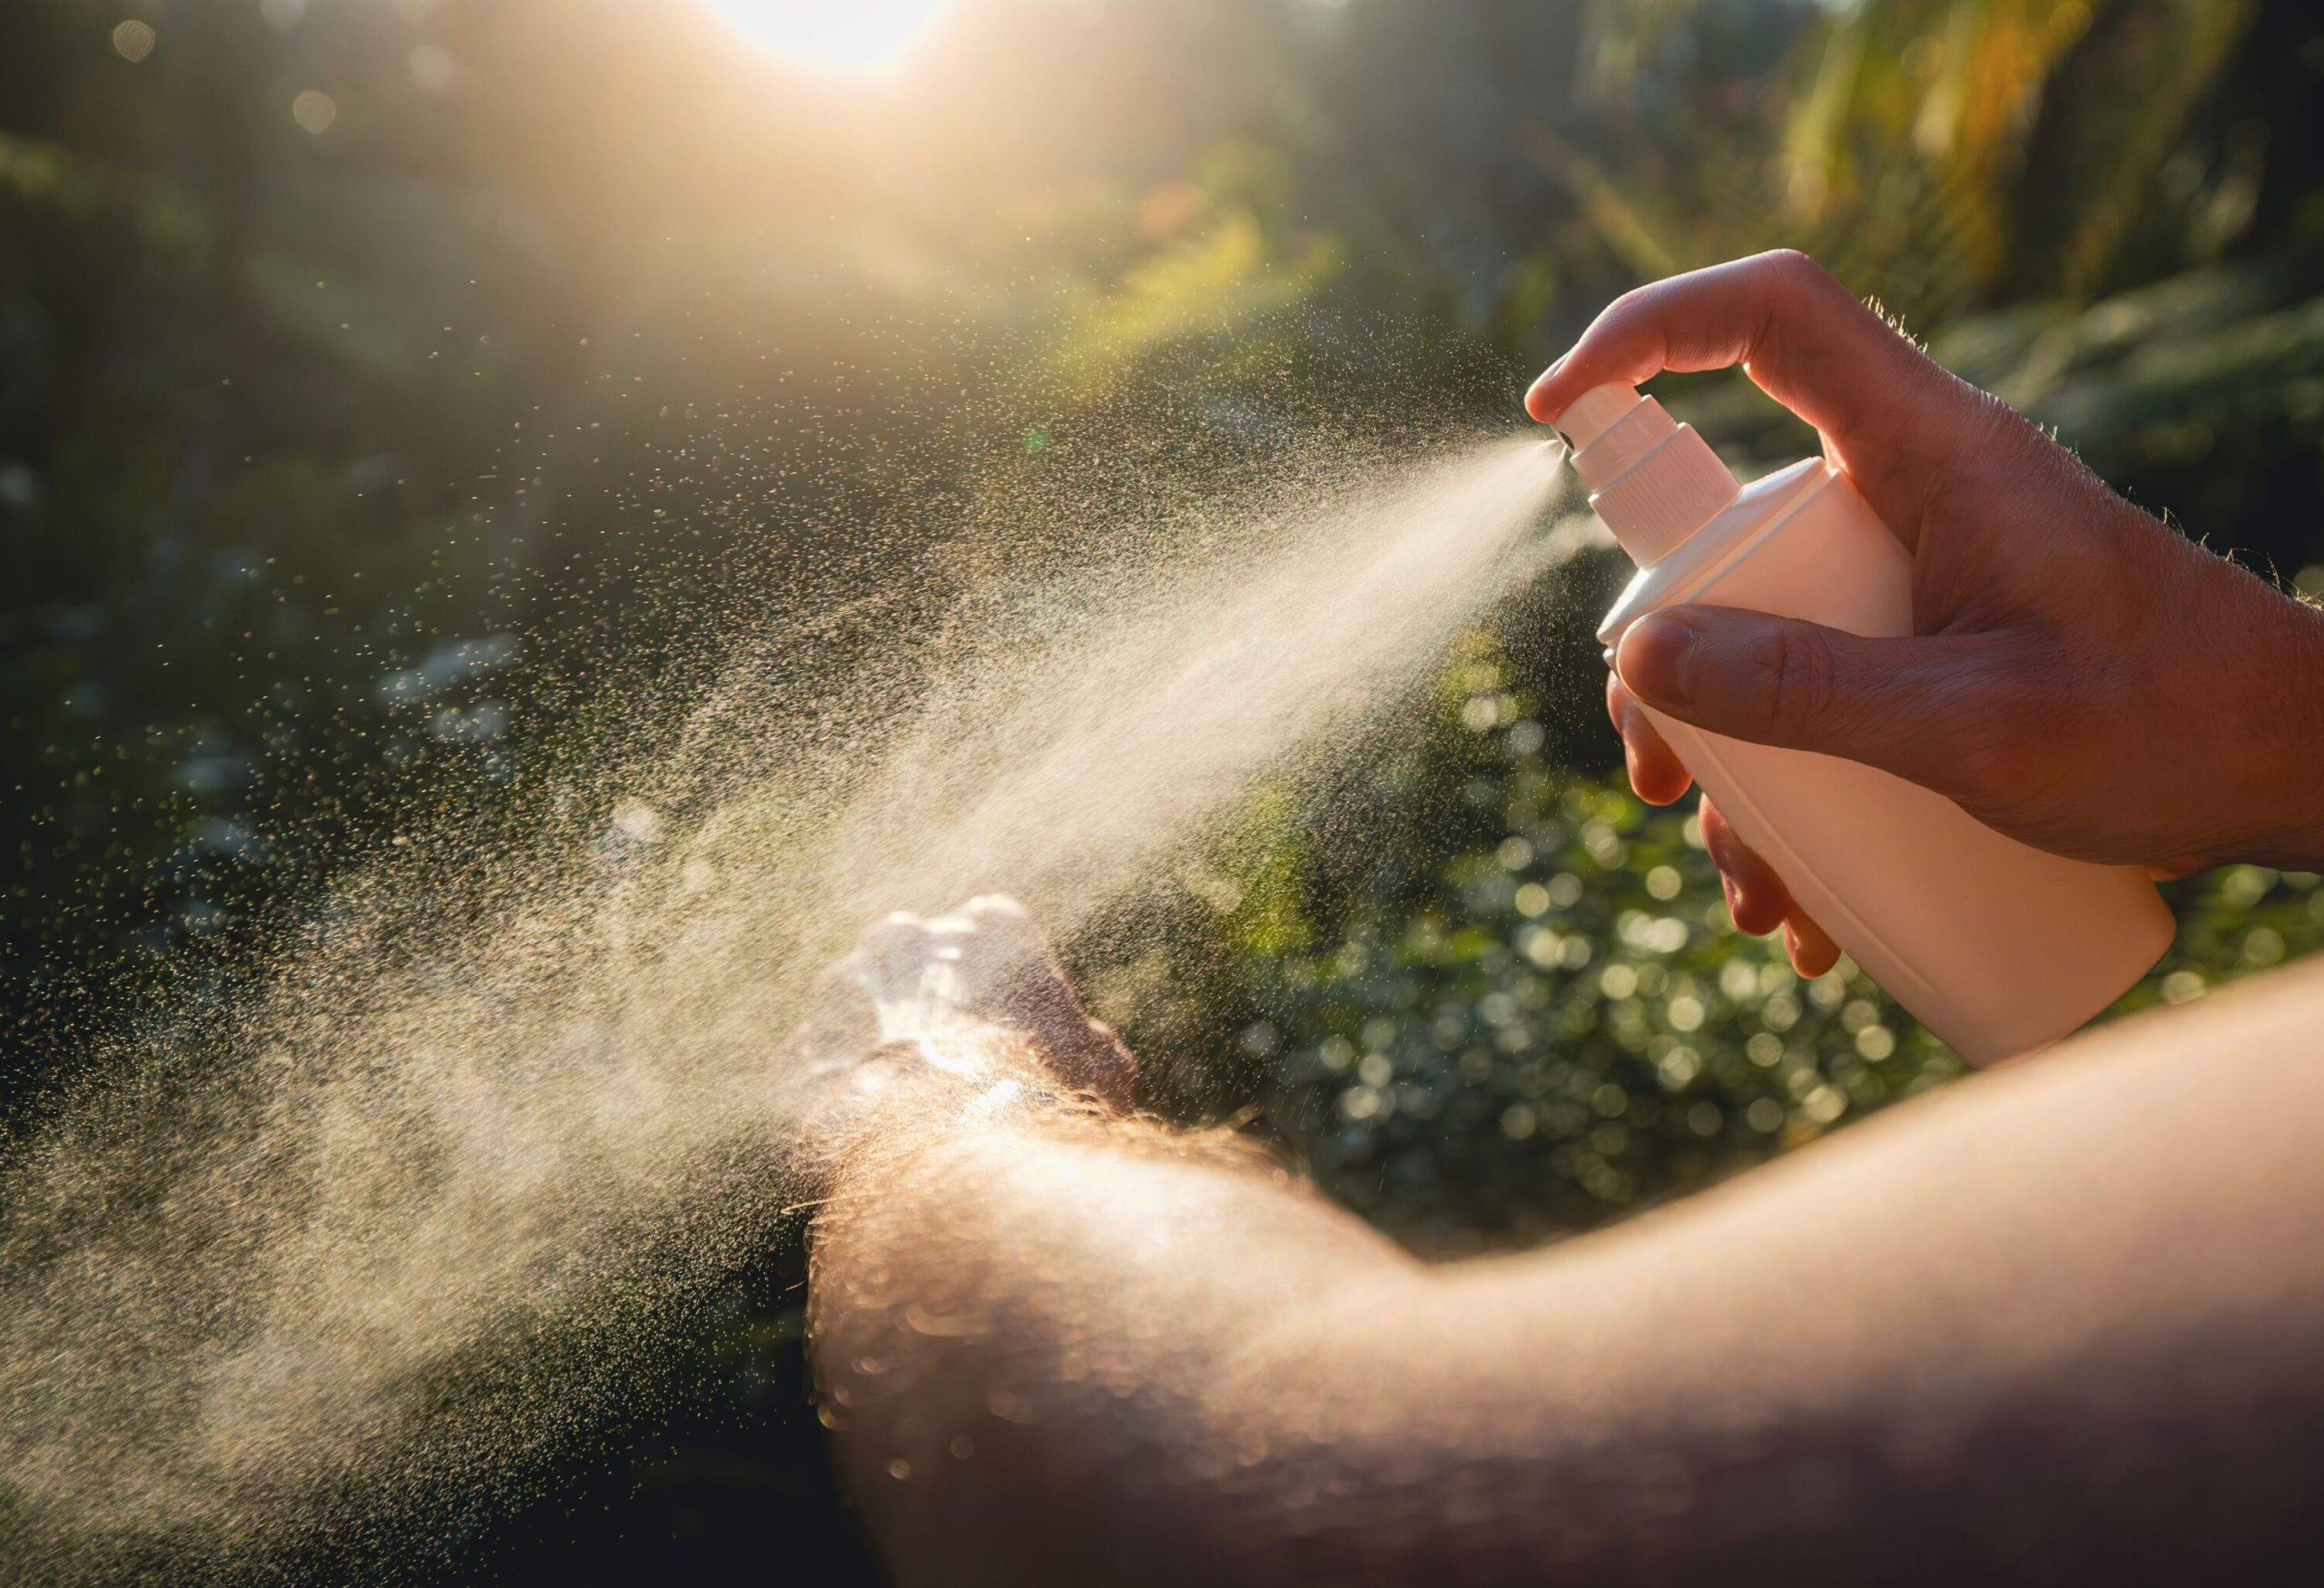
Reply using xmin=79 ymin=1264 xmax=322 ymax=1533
xmin=704 ymin=0 xmax=953 ymax=74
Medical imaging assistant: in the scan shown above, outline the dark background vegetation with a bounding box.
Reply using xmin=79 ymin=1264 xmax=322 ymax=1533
xmin=6 ymin=0 xmax=2324 ymax=1579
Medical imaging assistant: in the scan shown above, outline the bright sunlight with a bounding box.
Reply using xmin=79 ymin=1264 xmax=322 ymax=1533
xmin=704 ymin=0 xmax=954 ymax=73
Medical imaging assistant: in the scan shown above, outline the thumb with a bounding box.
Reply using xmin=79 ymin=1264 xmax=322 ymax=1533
xmin=1613 ymin=606 xmax=1996 ymax=794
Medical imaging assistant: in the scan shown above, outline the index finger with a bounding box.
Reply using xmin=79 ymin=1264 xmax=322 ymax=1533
xmin=1525 ymin=251 xmax=1976 ymax=476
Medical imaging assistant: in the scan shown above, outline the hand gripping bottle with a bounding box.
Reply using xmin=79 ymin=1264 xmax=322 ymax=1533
xmin=1564 ymin=382 xmax=2174 ymax=1064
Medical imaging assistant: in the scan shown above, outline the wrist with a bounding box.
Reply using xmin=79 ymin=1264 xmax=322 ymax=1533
xmin=805 ymin=1055 xmax=1078 ymax=1200
xmin=2237 ymin=597 xmax=2324 ymax=872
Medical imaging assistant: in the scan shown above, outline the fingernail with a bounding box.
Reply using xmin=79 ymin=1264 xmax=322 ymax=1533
xmin=1615 ymin=612 xmax=1699 ymax=708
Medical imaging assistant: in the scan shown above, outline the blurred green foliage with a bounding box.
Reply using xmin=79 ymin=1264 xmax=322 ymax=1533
xmin=7 ymin=0 xmax=2324 ymax=1580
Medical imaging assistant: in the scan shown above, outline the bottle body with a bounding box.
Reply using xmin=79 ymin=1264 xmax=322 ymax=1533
xmin=1596 ymin=459 xmax=2175 ymax=1065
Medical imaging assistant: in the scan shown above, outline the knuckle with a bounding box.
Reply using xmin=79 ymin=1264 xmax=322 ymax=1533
xmin=1758 ymin=248 xmax=1837 ymax=305
xmin=1759 ymin=246 xmax=1820 ymax=280
xmin=1752 ymin=624 xmax=1843 ymax=743
xmin=1595 ymin=281 xmax=1664 ymax=344
xmin=1608 ymin=278 xmax=1660 ymax=319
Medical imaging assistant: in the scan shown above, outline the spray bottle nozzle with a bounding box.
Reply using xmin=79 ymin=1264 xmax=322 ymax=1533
xmin=1554 ymin=382 xmax=1739 ymax=568
xmin=1551 ymin=383 xmax=1645 ymax=452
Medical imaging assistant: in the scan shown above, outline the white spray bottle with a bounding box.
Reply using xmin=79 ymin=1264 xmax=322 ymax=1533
xmin=1563 ymin=382 xmax=2174 ymax=1065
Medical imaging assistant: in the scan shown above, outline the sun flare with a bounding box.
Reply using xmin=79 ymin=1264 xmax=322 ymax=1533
xmin=704 ymin=0 xmax=954 ymax=74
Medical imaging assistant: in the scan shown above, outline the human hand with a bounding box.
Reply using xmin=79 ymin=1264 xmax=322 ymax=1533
xmin=1526 ymin=251 xmax=2324 ymax=973
xmin=780 ymin=896 xmax=1137 ymax=1179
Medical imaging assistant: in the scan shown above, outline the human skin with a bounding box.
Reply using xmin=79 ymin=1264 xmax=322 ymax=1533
xmin=803 ymin=255 xmax=2324 ymax=1580
xmin=806 ymin=899 xmax=2324 ymax=1586
xmin=1524 ymin=250 xmax=2324 ymax=974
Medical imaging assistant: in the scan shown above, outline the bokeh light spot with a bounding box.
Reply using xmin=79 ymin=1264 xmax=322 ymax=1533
xmin=112 ymin=20 xmax=156 ymax=63
xmin=291 ymin=89 xmax=339 ymax=135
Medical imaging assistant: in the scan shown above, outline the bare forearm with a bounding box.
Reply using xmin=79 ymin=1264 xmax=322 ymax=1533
xmin=810 ymin=1115 xmax=1424 ymax=1582
xmin=812 ymin=964 xmax=2324 ymax=1584
xmin=1241 ymin=963 xmax=2324 ymax=1581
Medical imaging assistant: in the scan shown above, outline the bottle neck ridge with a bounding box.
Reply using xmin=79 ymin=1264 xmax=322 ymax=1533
xmin=1556 ymin=382 xmax=1742 ymax=567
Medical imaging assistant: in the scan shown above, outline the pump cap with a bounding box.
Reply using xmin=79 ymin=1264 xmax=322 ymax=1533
xmin=1555 ymin=382 xmax=1740 ymax=568
xmin=1554 ymin=383 xmax=1642 ymax=452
